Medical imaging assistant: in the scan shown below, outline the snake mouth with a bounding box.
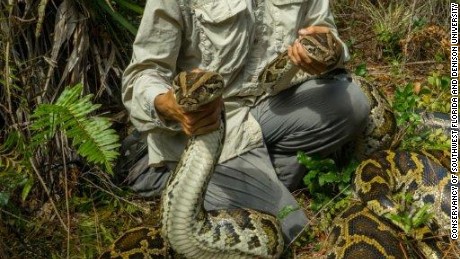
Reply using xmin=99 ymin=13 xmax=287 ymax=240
xmin=177 ymin=98 xmax=198 ymax=106
xmin=177 ymin=98 xmax=201 ymax=112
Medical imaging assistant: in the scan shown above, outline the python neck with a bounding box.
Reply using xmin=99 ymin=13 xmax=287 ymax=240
xmin=161 ymin=124 xmax=224 ymax=254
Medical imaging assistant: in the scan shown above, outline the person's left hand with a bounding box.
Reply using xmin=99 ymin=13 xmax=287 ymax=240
xmin=287 ymin=26 xmax=336 ymax=75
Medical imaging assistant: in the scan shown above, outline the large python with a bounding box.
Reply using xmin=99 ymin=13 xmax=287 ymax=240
xmin=326 ymin=150 xmax=458 ymax=259
xmin=259 ymin=34 xmax=458 ymax=258
xmin=100 ymin=33 xmax=451 ymax=258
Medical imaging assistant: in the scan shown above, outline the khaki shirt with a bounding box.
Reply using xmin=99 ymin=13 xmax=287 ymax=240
xmin=122 ymin=0 xmax=349 ymax=166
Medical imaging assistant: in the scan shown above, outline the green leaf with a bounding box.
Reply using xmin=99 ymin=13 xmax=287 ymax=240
xmin=96 ymin=0 xmax=138 ymax=35
xmin=112 ymin=0 xmax=144 ymax=14
xmin=303 ymin=170 xmax=318 ymax=187
xmin=297 ymin=151 xmax=312 ymax=167
xmin=21 ymin=178 xmax=34 ymax=201
xmin=412 ymin=205 xmax=433 ymax=228
xmin=310 ymin=195 xmax=331 ymax=212
xmin=440 ymin=76 xmax=450 ymax=90
xmin=355 ymin=63 xmax=368 ymax=77
xmin=318 ymin=172 xmax=339 ymax=186
xmin=277 ymin=205 xmax=300 ymax=220
xmin=0 ymin=192 xmax=10 ymax=206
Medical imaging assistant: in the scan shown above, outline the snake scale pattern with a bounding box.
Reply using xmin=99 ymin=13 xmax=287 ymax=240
xmin=327 ymin=150 xmax=458 ymax=258
xmin=100 ymin=33 xmax=455 ymax=258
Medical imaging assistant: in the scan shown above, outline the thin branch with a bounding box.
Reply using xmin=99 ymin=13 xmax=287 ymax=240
xmin=12 ymin=16 xmax=36 ymax=23
xmin=59 ymin=132 xmax=71 ymax=259
xmin=82 ymin=176 xmax=149 ymax=213
xmin=91 ymin=199 xmax=102 ymax=254
xmin=367 ymin=60 xmax=439 ymax=69
xmin=29 ymin=157 xmax=69 ymax=232
xmin=0 ymin=208 xmax=33 ymax=224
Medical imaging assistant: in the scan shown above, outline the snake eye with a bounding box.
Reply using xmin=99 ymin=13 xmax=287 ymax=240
xmin=205 ymin=86 xmax=217 ymax=94
xmin=195 ymin=86 xmax=206 ymax=95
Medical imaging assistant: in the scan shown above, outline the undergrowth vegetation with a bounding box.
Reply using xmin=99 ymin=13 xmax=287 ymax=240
xmin=0 ymin=0 xmax=145 ymax=257
xmin=0 ymin=0 xmax=453 ymax=258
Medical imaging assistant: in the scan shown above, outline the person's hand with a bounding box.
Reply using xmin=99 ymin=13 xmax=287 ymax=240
xmin=154 ymin=89 xmax=223 ymax=136
xmin=287 ymin=26 xmax=336 ymax=75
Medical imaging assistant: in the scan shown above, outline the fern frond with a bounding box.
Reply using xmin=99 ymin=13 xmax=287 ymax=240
xmin=0 ymin=131 xmax=30 ymax=175
xmin=31 ymin=84 xmax=120 ymax=174
xmin=0 ymin=131 xmax=32 ymax=203
xmin=0 ymin=152 xmax=27 ymax=175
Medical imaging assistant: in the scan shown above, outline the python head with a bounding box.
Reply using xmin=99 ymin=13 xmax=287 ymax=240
xmin=172 ymin=71 xmax=225 ymax=112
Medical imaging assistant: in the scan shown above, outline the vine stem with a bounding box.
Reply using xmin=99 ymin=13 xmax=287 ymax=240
xmin=29 ymin=157 xmax=69 ymax=232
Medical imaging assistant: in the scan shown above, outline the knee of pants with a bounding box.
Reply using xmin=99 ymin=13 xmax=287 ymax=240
xmin=271 ymin=154 xmax=306 ymax=191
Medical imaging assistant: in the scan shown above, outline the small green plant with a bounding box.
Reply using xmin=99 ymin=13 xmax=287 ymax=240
xmin=418 ymin=72 xmax=450 ymax=113
xmin=297 ymin=152 xmax=356 ymax=212
xmin=295 ymin=151 xmax=357 ymax=251
xmin=392 ymin=74 xmax=450 ymax=150
xmin=0 ymin=84 xmax=120 ymax=207
xmin=31 ymin=83 xmax=120 ymax=174
xmin=393 ymin=83 xmax=421 ymax=126
xmin=386 ymin=193 xmax=434 ymax=235
xmin=354 ymin=63 xmax=368 ymax=77
xmin=412 ymin=16 xmax=427 ymax=30
xmin=362 ymin=0 xmax=413 ymax=57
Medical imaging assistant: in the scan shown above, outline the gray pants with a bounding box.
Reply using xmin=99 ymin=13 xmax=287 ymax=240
xmin=128 ymin=72 xmax=370 ymax=242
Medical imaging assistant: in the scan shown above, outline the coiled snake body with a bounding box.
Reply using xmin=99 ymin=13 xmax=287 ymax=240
xmin=101 ymin=33 xmax=454 ymax=258
xmin=100 ymin=71 xmax=283 ymax=259
xmin=327 ymin=150 xmax=458 ymax=258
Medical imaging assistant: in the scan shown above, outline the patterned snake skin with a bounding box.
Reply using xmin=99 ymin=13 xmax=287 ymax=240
xmin=327 ymin=150 xmax=458 ymax=259
xmin=100 ymin=33 xmax=445 ymax=259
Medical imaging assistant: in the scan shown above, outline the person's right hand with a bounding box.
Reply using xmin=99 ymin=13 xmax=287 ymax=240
xmin=154 ymin=89 xmax=223 ymax=136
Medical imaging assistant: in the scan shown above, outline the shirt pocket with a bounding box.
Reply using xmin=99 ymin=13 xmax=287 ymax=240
xmin=269 ymin=0 xmax=309 ymax=51
xmin=193 ymin=0 xmax=250 ymax=74
xmin=195 ymin=0 xmax=247 ymax=24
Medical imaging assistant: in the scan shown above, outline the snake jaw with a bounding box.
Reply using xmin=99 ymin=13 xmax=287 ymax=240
xmin=176 ymin=97 xmax=199 ymax=112
xmin=300 ymin=33 xmax=339 ymax=66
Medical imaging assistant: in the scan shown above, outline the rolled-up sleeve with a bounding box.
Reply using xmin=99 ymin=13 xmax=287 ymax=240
xmin=303 ymin=0 xmax=350 ymax=63
xmin=122 ymin=0 xmax=183 ymax=132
